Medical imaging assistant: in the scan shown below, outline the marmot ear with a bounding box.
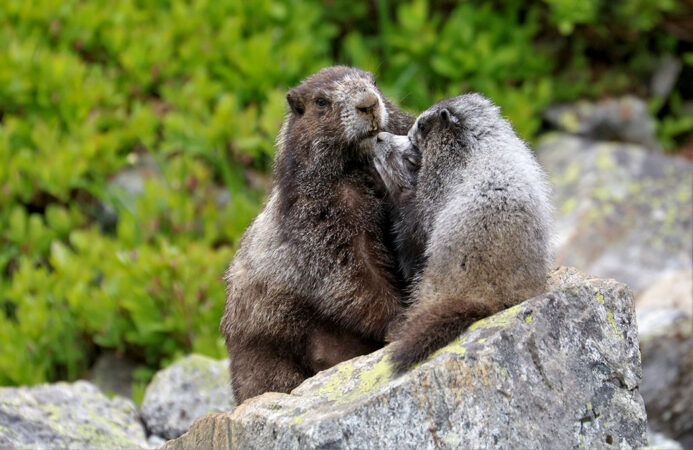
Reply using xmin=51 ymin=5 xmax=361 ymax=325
xmin=287 ymin=89 xmax=305 ymax=116
xmin=439 ymin=108 xmax=451 ymax=128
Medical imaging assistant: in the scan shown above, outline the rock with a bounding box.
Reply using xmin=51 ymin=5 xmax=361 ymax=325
xmin=543 ymin=96 xmax=660 ymax=151
xmin=95 ymin=152 xmax=160 ymax=231
xmin=537 ymin=134 xmax=693 ymax=296
xmin=89 ymin=351 xmax=138 ymax=399
xmin=638 ymin=308 xmax=693 ymax=447
xmin=647 ymin=427 xmax=683 ymax=449
xmin=637 ymin=270 xmax=693 ymax=317
xmin=0 ymin=380 xmax=147 ymax=449
xmin=162 ymin=267 xmax=647 ymax=449
xmin=108 ymin=152 xmax=160 ymax=199
xmin=650 ymin=55 xmax=682 ymax=99
xmin=147 ymin=434 xmax=167 ymax=448
xmin=141 ymin=354 xmax=235 ymax=440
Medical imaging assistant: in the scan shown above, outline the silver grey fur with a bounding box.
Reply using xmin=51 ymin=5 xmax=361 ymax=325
xmin=375 ymin=93 xmax=554 ymax=371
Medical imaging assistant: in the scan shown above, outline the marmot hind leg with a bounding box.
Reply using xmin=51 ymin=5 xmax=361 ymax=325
xmin=229 ymin=343 xmax=310 ymax=404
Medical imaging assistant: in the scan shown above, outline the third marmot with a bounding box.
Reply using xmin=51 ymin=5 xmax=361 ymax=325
xmin=374 ymin=93 xmax=553 ymax=373
xmin=220 ymin=66 xmax=414 ymax=402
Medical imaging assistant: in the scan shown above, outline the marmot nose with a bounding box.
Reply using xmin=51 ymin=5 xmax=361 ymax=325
xmin=355 ymin=93 xmax=379 ymax=118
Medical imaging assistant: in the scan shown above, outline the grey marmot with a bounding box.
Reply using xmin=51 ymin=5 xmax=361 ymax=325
xmin=220 ymin=66 xmax=414 ymax=402
xmin=373 ymin=93 xmax=553 ymax=373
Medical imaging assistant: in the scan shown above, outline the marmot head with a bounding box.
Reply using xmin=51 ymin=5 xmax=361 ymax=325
xmin=376 ymin=94 xmax=504 ymax=174
xmin=373 ymin=132 xmax=420 ymax=205
xmin=408 ymin=93 xmax=502 ymax=156
xmin=279 ymin=66 xmax=391 ymax=155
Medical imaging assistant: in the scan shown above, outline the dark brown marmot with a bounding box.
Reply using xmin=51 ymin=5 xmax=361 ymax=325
xmin=220 ymin=66 xmax=414 ymax=402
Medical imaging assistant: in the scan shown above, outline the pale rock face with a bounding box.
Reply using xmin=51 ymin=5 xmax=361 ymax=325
xmin=140 ymin=354 xmax=235 ymax=440
xmin=162 ymin=267 xmax=647 ymax=450
xmin=543 ymin=96 xmax=661 ymax=151
xmin=638 ymin=308 xmax=693 ymax=447
xmin=537 ymin=134 xmax=693 ymax=297
xmin=636 ymin=270 xmax=692 ymax=317
xmin=0 ymin=380 xmax=147 ymax=449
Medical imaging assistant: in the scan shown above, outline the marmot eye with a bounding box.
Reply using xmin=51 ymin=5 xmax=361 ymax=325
xmin=315 ymin=98 xmax=329 ymax=107
xmin=417 ymin=120 xmax=428 ymax=134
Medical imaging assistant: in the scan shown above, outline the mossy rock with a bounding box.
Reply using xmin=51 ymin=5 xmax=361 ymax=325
xmin=0 ymin=380 xmax=146 ymax=449
xmin=163 ymin=267 xmax=647 ymax=449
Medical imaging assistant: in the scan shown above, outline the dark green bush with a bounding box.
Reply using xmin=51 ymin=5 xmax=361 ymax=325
xmin=0 ymin=0 xmax=689 ymax=391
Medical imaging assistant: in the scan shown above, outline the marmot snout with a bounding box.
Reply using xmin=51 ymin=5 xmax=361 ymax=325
xmin=220 ymin=66 xmax=414 ymax=402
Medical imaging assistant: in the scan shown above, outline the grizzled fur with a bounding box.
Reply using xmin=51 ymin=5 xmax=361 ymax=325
xmin=374 ymin=93 xmax=553 ymax=373
xmin=220 ymin=66 xmax=414 ymax=402
xmin=373 ymin=134 xmax=423 ymax=283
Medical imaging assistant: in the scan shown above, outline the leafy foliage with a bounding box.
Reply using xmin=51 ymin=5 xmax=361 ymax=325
xmin=0 ymin=0 xmax=689 ymax=390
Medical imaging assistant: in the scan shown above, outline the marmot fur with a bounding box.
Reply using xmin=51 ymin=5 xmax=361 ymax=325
xmin=374 ymin=93 xmax=553 ymax=373
xmin=220 ymin=66 xmax=414 ymax=402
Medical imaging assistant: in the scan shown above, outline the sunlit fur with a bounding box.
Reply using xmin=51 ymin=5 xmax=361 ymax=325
xmin=374 ymin=93 xmax=554 ymax=373
xmin=220 ymin=66 xmax=414 ymax=402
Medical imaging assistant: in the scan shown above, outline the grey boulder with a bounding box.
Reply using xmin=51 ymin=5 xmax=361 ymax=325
xmin=638 ymin=308 xmax=693 ymax=448
xmin=0 ymin=380 xmax=147 ymax=449
xmin=537 ymin=134 xmax=693 ymax=297
xmin=543 ymin=95 xmax=660 ymax=151
xmin=140 ymin=354 xmax=235 ymax=440
xmin=162 ymin=267 xmax=647 ymax=449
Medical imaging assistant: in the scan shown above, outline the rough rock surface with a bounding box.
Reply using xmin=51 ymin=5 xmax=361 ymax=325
xmin=162 ymin=267 xmax=647 ymax=449
xmin=141 ymin=354 xmax=235 ymax=440
xmin=537 ymin=134 xmax=693 ymax=296
xmin=637 ymin=270 xmax=693 ymax=317
xmin=647 ymin=427 xmax=683 ymax=449
xmin=638 ymin=308 xmax=693 ymax=447
xmin=0 ymin=380 xmax=146 ymax=449
xmin=543 ymin=96 xmax=660 ymax=151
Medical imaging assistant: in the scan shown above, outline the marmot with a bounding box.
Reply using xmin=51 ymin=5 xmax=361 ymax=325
xmin=374 ymin=93 xmax=553 ymax=373
xmin=220 ymin=66 xmax=414 ymax=402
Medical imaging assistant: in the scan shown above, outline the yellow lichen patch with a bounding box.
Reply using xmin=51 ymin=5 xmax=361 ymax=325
xmin=564 ymin=161 xmax=581 ymax=185
xmin=561 ymin=197 xmax=577 ymax=215
xmin=559 ymin=111 xmax=580 ymax=133
xmin=469 ymin=303 xmax=525 ymax=331
xmin=430 ymin=342 xmax=467 ymax=359
xmin=477 ymin=338 xmax=487 ymax=343
xmin=595 ymin=292 xmax=605 ymax=305
xmin=314 ymin=361 xmax=356 ymax=399
xmin=525 ymin=314 xmax=533 ymax=323
xmin=311 ymin=355 xmax=395 ymax=405
xmin=594 ymin=293 xmax=624 ymax=339
xmin=289 ymin=411 xmax=309 ymax=425
xmin=606 ymin=309 xmax=624 ymax=340
xmin=676 ymin=186 xmax=691 ymax=203
xmin=596 ymin=148 xmax=616 ymax=171
xmin=352 ymin=355 xmax=393 ymax=395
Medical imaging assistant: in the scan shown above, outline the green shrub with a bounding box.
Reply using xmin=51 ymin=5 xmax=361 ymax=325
xmin=0 ymin=0 xmax=688 ymax=391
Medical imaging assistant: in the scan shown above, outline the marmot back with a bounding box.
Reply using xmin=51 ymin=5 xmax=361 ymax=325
xmin=220 ymin=66 xmax=414 ymax=402
xmin=374 ymin=93 xmax=553 ymax=373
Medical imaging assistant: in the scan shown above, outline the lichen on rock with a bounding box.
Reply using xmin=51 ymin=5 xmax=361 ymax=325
xmin=0 ymin=380 xmax=147 ymax=449
xmin=140 ymin=354 xmax=235 ymax=440
xmin=162 ymin=267 xmax=648 ymax=449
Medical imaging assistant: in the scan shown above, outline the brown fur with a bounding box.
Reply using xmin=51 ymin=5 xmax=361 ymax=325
xmin=388 ymin=298 xmax=493 ymax=369
xmin=220 ymin=66 xmax=414 ymax=402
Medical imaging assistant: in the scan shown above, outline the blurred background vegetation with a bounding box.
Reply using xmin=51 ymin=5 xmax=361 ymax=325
xmin=1 ymin=0 xmax=691 ymax=397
